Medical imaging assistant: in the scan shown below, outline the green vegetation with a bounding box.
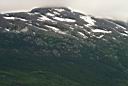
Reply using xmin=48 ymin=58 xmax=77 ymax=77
xmin=0 ymin=30 xmax=128 ymax=86
xmin=0 ymin=70 xmax=81 ymax=86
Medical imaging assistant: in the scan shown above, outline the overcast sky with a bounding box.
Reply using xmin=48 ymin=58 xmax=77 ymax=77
xmin=0 ymin=0 xmax=127 ymax=20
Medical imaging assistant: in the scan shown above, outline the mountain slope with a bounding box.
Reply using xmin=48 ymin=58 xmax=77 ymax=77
xmin=0 ymin=7 xmax=128 ymax=86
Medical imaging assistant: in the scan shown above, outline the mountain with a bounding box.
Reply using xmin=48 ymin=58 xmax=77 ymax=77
xmin=0 ymin=7 xmax=128 ymax=86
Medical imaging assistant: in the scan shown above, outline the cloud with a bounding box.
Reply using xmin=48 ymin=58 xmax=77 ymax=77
xmin=0 ymin=0 xmax=127 ymax=20
xmin=0 ymin=0 xmax=68 ymax=11
xmin=68 ymin=0 xmax=128 ymax=20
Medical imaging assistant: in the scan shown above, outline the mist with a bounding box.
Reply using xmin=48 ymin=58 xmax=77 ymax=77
xmin=0 ymin=0 xmax=127 ymax=21
xmin=0 ymin=0 xmax=68 ymax=12
xmin=68 ymin=0 xmax=128 ymax=21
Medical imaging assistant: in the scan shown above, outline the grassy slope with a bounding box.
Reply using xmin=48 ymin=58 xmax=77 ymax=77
xmin=0 ymin=70 xmax=82 ymax=86
xmin=0 ymin=32 xmax=128 ymax=86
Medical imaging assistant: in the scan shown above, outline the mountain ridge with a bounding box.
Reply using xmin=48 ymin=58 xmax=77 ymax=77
xmin=0 ymin=7 xmax=128 ymax=86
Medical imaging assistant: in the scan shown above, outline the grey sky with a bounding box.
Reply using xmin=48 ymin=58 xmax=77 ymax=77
xmin=0 ymin=0 xmax=127 ymax=20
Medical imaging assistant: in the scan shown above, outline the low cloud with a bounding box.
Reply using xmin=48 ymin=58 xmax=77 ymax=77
xmin=68 ymin=0 xmax=128 ymax=20
xmin=0 ymin=0 xmax=68 ymax=11
xmin=0 ymin=0 xmax=127 ymax=20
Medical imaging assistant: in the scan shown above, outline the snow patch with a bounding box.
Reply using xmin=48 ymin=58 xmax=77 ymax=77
xmin=120 ymin=33 xmax=128 ymax=36
xmin=67 ymin=7 xmax=85 ymax=14
xmin=18 ymin=18 xmax=28 ymax=21
xmin=4 ymin=17 xmax=15 ymax=20
xmin=37 ymin=15 xmax=51 ymax=21
xmin=27 ymin=12 xmax=36 ymax=16
xmin=96 ymin=35 xmax=104 ymax=39
xmin=5 ymin=28 xmax=10 ymax=32
xmin=107 ymin=20 xmax=126 ymax=30
xmin=27 ymin=23 xmax=48 ymax=31
xmin=46 ymin=13 xmax=55 ymax=17
xmin=92 ymin=29 xmax=112 ymax=33
xmin=53 ymin=17 xmax=76 ymax=22
xmin=112 ymin=37 xmax=117 ymax=40
xmin=83 ymin=29 xmax=91 ymax=34
xmin=80 ymin=16 xmax=96 ymax=26
xmin=124 ymin=31 xmax=128 ymax=34
xmin=53 ymin=11 xmax=60 ymax=15
xmin=116 ymin=25 xmax=126 ymax=30
xmin=45 ymin=25 xmax=66 ymax=35
xmin=20 ymin=27 xmax=29 ymax=32
xmin=78 ymin=32 xmax=88 ymax=39
xmin=54 ymin=9 xmax=65 ymax=12
xmin=4 ymin=16 xmax=27 ymax=21
xmin=74 ymin=24 xmax=83 ymax=28
xmin=69 ymin=27 xmax=75 ymax=30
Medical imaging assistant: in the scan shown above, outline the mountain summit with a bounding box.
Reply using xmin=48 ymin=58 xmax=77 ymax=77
xmin=0 ymin=7 xmax=128 ymax=86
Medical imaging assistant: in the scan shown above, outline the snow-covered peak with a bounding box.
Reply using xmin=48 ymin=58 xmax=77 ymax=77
xmin=0 ymin=7 xmax=128 ymax=41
